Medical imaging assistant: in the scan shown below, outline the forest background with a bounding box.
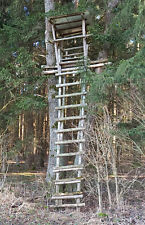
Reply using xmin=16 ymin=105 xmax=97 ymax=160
xmin=0 ymin=0 xmax=145 ymax=222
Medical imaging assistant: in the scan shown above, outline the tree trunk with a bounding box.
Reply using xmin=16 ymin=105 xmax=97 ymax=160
xmin=44 ymin=0 xmax=57 ymax=182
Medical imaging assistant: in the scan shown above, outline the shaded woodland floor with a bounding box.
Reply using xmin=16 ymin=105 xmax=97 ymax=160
xmin=0 ymin=173 xmax=145 ymax=225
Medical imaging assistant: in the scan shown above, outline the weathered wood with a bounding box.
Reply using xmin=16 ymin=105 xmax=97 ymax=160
xmin=52 ymin=194 xmax=83 ymax=199
xmin=54 ymin=19 xmax=83 ymax=26
xmin=53 ymin=165 xmax=83 ymax=172
xmin=55 ymin=92 xmax=86 ymax=98
xmin=55 ymin=70 xmax=80 ymax=76
xmin=59 ymin=28 xmax=82 ymax=37
xmin=53 ymin=34 xmax=91 ymax=42
xmin=42 ymin=70 xmax=57 ymax=74
xmin=55 ymin=22 xmax=82 ymax=31
xmin=47 ymin=11 xmax=106 ymax=208
xmin=55 ymin=103 xmax=87 ymax=110
xmin=56 ymin=115 xmax=86 ymax=121
xmin=50 ymin=203 xmax=85 ymax=208
xmin=41 ymin=59 xmax=109 ymax=69
xmin=64 ymin=46 xmax=83 ymax=51
xmin=61 ymin=57 xmax=81 ymax=61
xmin=64 ymin=52 xmax=83 ymax=57
xmin=42 ymin=62 xmax=111 ymax=75
xmin=49 ymin=12 xmax=87 ymax=22
xmin=54 ymin=178 xmax=82 ymax=185
xmin=60 ymin=59 xmax=84 ymax=65
xmin=90 ymin=62 xmax=111 ymax=68
xmin=55 ymin=127 xmax=85 ymax=133
xmin=55 ymin=139 xmax=85 ymax=145
xmin=56 ymin=81 xmax=81 ymax=88
xmin=56 ymin=152 xmax=83 ymax=157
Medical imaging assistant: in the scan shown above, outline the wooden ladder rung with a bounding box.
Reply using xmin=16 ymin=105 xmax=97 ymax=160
xmin=53 ymin=34 xmax=91 ymax=42
xmin=56 ymin=115 xmax=86 ymax=121
xmin=56 ymin=151 xmax=83 ymax=157
xmin=55 ymin=70 xmax=80 ymax=76
xmin=60 ymin=60 xmax=84 ymax=65
xmin=55 ymin=103 xmax=86 ymax=110
xmin=53 ymin=165 xmax=83 ymax=172
xmin=54 ymin=178 xmax=82 ymax=185
xmin=64 ymin=46 xmax=83 ymax=51
xmin=61 ymin=56 xmax=81 ymax=61
xmin=42 ymin=70 xmax=57 ymax=75
xmin=55 ymin=92 xmax=87 ymax=98
xmin=55 ymin=127 xmax=85 ymax=133
xmin=64 ymin=53 xmax=83 ymax=57
xmin=52 ymin=193 xmax=83 ymax=199
xmin=50 ymin=203 xmax=85 ymax=208
xmin=55 ymin=139 xmax=85 ymax=145
xmin=61 ymin=67 xmax=83 ymax=72
xmin=56 ymin=81 xmax=81 ymax=88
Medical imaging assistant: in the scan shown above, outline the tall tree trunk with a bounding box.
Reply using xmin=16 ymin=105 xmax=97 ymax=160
xmin=44 ymin=0 xmax=57 ymax=182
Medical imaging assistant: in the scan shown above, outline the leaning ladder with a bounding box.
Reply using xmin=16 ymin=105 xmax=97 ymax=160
xmin=50 ymin=16 xmax=89 ymax=208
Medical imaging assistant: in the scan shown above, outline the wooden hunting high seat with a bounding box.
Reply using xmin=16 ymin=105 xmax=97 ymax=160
xmin=48 ymin=12 xmax=91 ymax=208
xmin=42 ymin=12 xmax=110 ymax=208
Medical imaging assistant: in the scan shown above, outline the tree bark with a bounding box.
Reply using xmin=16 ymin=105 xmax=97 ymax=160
xmin=44 ymin=0 xmax=57 ymax=182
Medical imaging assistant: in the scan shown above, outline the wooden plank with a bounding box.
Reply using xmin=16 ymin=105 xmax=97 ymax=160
xmin=42 ymin=70 xmax=57 ymax=75
xmin=55 ymin=139 xmax=85 ymax=145
xmin=64 ymin=53 xmax=83 ymax=57
xmin=56 ymin=115 xmax=86 ymax=121
xmin=55 ymin=19 xmax=82 ymax=26
xmin=55 ymin=127 xmax=85 ymax=133
xmin=52 ymin=194 xmax=83 ymax=199
xmin=61 ymin=57 xmax=81 ymax=61
xmin=53 ymin=192 xmax=83 ymax=196
xmin=49 ymin=12 xmax=84 ymax=22
xmin=55 ymin=92 xmax=87 ymax=98
xmin=56 ymin=152 xmax=84 ymax=157
xmin=50 ymin=203 xmax=85 ymax=208
xmin=61 ymin=67 xmax=82 ymax=71
xmin=60 ymin=27 xmax=82 ymax=37
xmin=53 ymin=165 xmax=83 ymax=172
xmin=54 ymin=178 xmax=82 ymax=185
xmin=55 ymin=103 xmax=87 ymax=110
xmin=55 ymin=71 xmax=80 ymax=76
xmin=89 ymin=62 xmax=111 ymax=68
xmin=41 ymin=59 xmax=109 ymax=69
xmin=53 ymin=34 xmax=91 ymax=42
xmin=56 ymin=81 xmax=81 ymax=88
xmin=60 ymin=59 xmax=84 ymax=65
xmin=41 ymin=62 xmax=111 ymax=75
xmin=64 ymin=46 xmax=83 ymax=51
xmin=55 ymin=21 xmax=82 ymax=31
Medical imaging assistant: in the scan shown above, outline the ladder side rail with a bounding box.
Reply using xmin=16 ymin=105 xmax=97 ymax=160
xmin=76 ymin=19 xmax=87 ymax=204
xmin=51 ymin=23 xmax=61 ymax=204
xmin=52 ymin=23 xmax=63 ymax=205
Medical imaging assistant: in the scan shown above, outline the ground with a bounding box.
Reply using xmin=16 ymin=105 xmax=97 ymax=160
xmin=0 ymin=173 xmax=145 ymax=225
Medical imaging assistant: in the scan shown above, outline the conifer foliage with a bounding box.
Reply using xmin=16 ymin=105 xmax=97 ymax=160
xmin=0 ymin=0 xmax=46 ymax=130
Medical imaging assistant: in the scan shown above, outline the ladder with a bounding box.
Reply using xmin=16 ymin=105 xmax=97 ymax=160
xmin=49 ymin=13 xmax=90 ymax=208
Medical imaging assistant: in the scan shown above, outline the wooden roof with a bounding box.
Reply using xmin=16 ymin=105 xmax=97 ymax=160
xmin=49 ymin=12 xmax=90 ymax=34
